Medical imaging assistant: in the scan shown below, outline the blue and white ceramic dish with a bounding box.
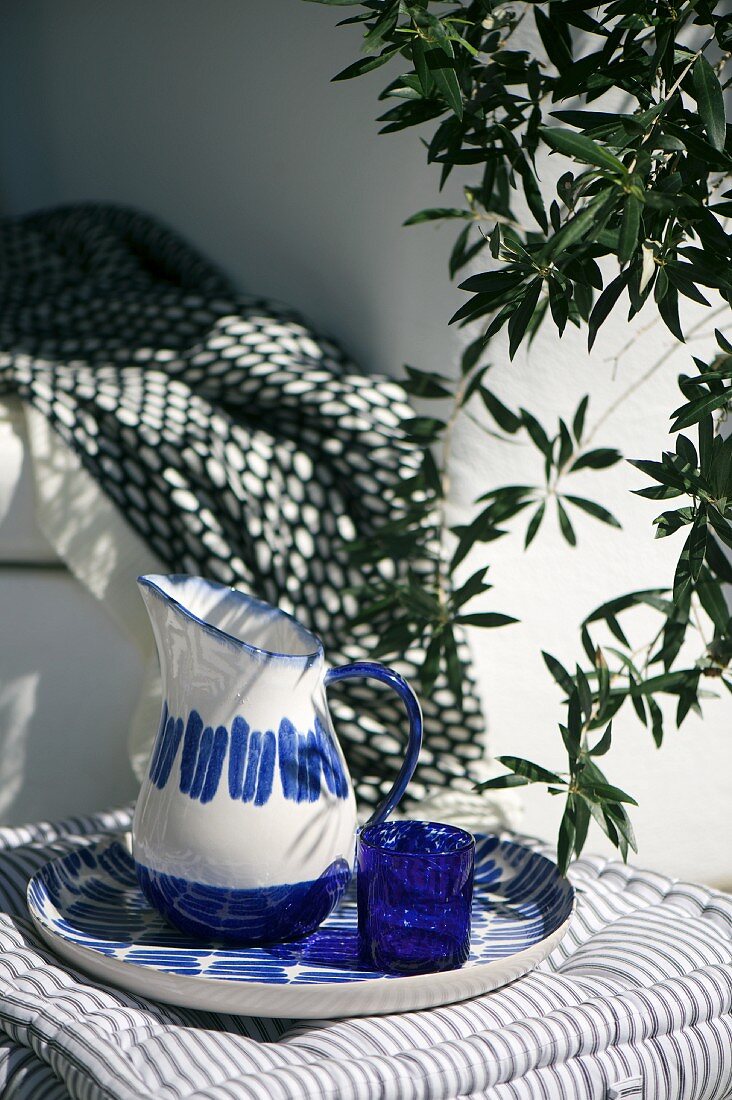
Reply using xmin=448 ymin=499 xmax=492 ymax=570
xmin=27 ymin=833 xmax=575 ymax=1018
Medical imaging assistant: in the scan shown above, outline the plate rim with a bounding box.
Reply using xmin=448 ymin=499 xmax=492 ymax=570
xmin=27 ymin=833 xmax=575 ymax=1018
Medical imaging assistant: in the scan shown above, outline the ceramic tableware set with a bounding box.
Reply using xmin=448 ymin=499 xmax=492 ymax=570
xmin=27 ymin=574 xmax=574 ymax=1017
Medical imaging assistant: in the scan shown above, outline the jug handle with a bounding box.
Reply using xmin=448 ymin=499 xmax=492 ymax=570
xmin=324 ymin=662 xmax=422 ymax=828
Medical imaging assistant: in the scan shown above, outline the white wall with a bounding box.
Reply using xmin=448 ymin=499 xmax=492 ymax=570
xmin=0 ymin=569 xmax=142 ymax=823
xmin=1 ymin=0 xmax=730 ymax=884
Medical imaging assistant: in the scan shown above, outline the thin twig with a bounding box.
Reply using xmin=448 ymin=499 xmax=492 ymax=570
xmin=586 ymin=305 xmax=731 ymax=446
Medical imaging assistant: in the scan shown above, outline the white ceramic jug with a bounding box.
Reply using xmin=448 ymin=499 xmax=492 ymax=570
xmin=132 ymin=574 xmax=423 ymax=943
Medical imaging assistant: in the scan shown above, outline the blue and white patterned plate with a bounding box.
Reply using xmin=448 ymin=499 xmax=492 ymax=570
xmin=27 ymin=834 xmax=574 ymax=1018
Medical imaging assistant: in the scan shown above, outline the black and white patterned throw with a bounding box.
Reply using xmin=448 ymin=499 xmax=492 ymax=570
xmin=0 ymin=204 xmax=488 ymax=812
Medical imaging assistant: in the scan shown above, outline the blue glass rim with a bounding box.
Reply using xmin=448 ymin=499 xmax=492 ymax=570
xmin=358 ymin=819 xmax=475 ymax=858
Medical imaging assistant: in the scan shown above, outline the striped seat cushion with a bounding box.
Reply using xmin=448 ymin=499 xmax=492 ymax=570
xmin=0 ymin=809 xmax=730 ymax=1100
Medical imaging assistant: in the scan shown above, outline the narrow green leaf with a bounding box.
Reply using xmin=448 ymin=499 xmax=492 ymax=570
xmin=557 ymin=803 xmax=576 ymax=874
xmin=474 ymin=773 xmax=531 ymax=791
xmin=630 ymin=458 xmax=686 ymax=491
xmin=688 ymin=515 xmax=708 ymax=583
xmin=520 ymin=408 xmax=552 ymax=458
xmin=525 ymin=501 xmax=546 ymax=547
xmin=443 ymin=625 xmax=463 ymax=710
xmin=557 ymin=499 xmax=577 ymax=546
xmin=567 ymin=686 xmax=583 ymax=740
xmin=618 ymin=195 xmax=641 ymax=264
xmin=508 ymin=279 xmax=543 ymax=360
xmin=576 ymin=665 xmax=593 ymax=723
xmin=449 ymin=223 xmax=487 ymax=280
xmin=696 ymin=570 xmax=731 ymax=633
xmin=454 ymin=612 xmax=518 ymax=627
xmin=584 ymin=589 xmax=668 ymax=625
xmin=427 ymin=49 xmax=463 ymax=118
xmin=630 ymin=678 xmax=647 ymax=725
xmin=403 ymin=208 xmax=470 ymax=225
xmin=522 ymin=165 xmax=549 ymax=233
xmin=715 ymin=328 xmax=732 ymax=354
xmin=540 ymin=127 xmax=626 ymax=173
xmin=699 ymin=412 xmax=714 ymax=475
xmin=666 ymin=265 xmax=711 ymax=307
xmin=460 ymin=334 xmax=489 ymax=376
xmin=476 ymin=483 xmax=534 ymax=504
xmin=663 ymin=121 xmax=731 ymax=169
xmin=571 ymin=448 xmax=622 ymax=471
xmin=402 ymin=366 xmax=452 ymax=398
xmin=658 ymin=599 xmax=691 ymax=672
xmin=674 ymin=514 xmax=708 ymax=599
xmin=708 ymin=508 xmax=732 ymax=551
xmin=581 ymin=625 xmax=596 ymax=664
xmin=676 ymin=433 xmax=698 ymax=468
xmin=451 ymin=566 xmax=491 ymax=610
xmin=670 ymin=390 xmax=732 ymax=432
xmin=542 ymin=651 xmax=575 ymax=696
xmin=534 ymin=7 xmax=573 ymax=73
xmin=608 ymin=802 xmax=638 ymax=854
xmin=401 ymin=416 xmax=445 ymax=441
xmin=333 ymin=47 xmax=400 ymax=81
xmin=548 ymin=278 xmax=570 ymax=336
xmin=350 ymin=591 xmax=400 ymax=625
xmin=547 ymin=204 xmax=599 ymax=257
xmin=420 ymin=632 xmax=443 ymax=696
xmin=411 ymin=38 xmax=433 ymax=97
xmin=572 ymin=792 xmax=590 ymax=858
xmin=458 ymin=270 xmax=525 ymax=295
xmin=707 ymin=537 xmax=732 ymax=584
xmin=588 ymin=273 xmax=628 ymax=350
xmin=648 ymin=696 xmax=664 ymax=747
xmin=653 ymin=508 xmax=694 ymax=538
xmin=693 ymin=55 xmax=727 ymax=153
xmin=591 ymin=722 xmax=613 ymax=757
xmin=498 ymin=755 xmax=564 ymax=784
xmin=581 ymin=779 xmax=638 ymax=805
xmin=658 ymin=283 xmax=684 ymax=342
xmin=563 ymin=495 xmax=621 ymax=528
xmin=573 ymin=396 xmax=589 ymax=442
xmin=572 ymin=279 xmax=594 ymax=323
xmin=480 ymin=387 xmax=522 ymax=433
xmin=583 ymin=793 xmax=618 ymax=844
xmin=595 ymin=647 xmax=610 ymax=708
xmin=709 ymin=434 xmax=732 ymax=498
xmin=677 ymin=687 xmax=700 ymax=727
xmin=560 ymin=722 xmax=580 ymax=763
xmin=558 ymin=419 xmax=574 ymax=469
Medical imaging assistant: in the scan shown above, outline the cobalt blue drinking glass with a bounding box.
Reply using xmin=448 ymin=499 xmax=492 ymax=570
xmin=357 ymin=820 xmax=475 ymax=975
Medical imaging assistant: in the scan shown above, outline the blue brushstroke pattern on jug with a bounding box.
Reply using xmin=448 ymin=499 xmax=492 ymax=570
xmin=148 ymin=705 xmax=349 ymax=806
xmin=132 ymin=574 xmax=422 ymax=945
xmin=137 ymin=859 xmax=351 ymax=942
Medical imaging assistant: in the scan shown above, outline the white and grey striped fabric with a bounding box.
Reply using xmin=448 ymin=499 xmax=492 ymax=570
xmin=0 ymin=809 xmax=731 ymax=1099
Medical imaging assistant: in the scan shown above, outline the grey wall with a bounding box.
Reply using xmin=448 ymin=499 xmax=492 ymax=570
xmin=0 ymin=1 xmax=464 ymax=379
xmin=1 ymin=0 xmax=731 ymax=883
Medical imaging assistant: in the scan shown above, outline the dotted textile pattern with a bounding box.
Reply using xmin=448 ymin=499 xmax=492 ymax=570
xmin=0 ymin=203 xmax=488 ymax=812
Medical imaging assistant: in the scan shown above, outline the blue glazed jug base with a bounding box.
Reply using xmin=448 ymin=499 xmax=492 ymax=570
xmin=136 ymin=860 xmax=351 ymax=945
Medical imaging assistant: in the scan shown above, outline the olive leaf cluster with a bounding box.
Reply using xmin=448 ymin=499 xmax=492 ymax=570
xmin=306 ymin=0 xmax=732 ymax=872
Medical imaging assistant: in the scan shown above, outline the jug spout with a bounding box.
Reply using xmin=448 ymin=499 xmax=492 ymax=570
xmin=138 ymin=574 xmax=325 ymax=707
